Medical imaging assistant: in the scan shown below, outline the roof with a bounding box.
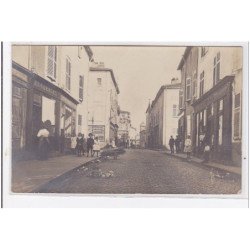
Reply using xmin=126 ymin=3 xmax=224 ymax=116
xmin=90 ymin=67 xmax=120 ymax=94
xmin=177 ymin=46 xmax=192 ymax=70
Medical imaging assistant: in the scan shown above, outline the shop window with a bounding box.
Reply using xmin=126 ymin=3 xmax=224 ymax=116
xmin=219 ymin=99 xmax=223 ymax=111
xmin=66 ymin=58 xmax=71 ymax=91
xmin=213 ymin=52 xmax=220 ymax=86
xmin=186 ymin=78 xmax=191 ymax=101
xmin=47 ymin=46 xmax=57 ymax=80
xmin=79 ymin=75 xmax=84 ymax=101
xmin=234 ymin=93 xmax=241 ymax=139
xmin=199 ymin=71 xmax=205 ymax=97
xmin=218 ymin=115 xmax=223 ymax=145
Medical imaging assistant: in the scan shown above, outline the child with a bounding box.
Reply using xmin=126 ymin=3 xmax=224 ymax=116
xmin=93 ymin=137 xmax=100 ymax=157
xmin=203 ymin=143 xmax=210 ymax=163
xmin=87 ymin=133 xmax=94 ymax=157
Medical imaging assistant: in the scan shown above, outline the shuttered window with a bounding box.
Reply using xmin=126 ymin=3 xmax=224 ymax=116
xmin=66 ymin=58 xmax=71 ymax=91
xmin=47 ymin=46 xmax=57 ymax=80
xmin=200 ymin=71 xmax=205 ymax=97
xmin=213 ymin=52 xmax=220 ymax=86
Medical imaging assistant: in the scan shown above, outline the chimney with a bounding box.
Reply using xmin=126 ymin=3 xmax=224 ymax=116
xmin=171 ymin=77 xmax=179 ymax=84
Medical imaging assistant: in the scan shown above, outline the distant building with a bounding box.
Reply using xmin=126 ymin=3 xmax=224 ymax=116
xmin=118 ymin=110 xmax=131 ymax=146
xmin=146 ymin=81 xmax=181 ymax=149
xmin=88 ymin=62 xmax=120 ymax=147
xmin=139 ymin=122 xmax=146 ymax=148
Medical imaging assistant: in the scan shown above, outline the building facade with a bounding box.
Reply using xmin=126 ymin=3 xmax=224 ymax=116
xmin=191 ymin=46 xmax=242 ymax=166
xmin=117 ymin=110 xmax=131 ymax=146
xmin=177 ymin=47 xmax=199 ymax=151
xmin=12 ymin=45 xmax=92 ymax=157
xmin=88 ymin=62 xmax=120 ymax=147
xmin=146 ymin=82 xmax=181 ymax=149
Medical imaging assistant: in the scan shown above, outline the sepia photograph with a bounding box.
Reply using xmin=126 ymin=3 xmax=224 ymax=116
xmin=10 ymin=44 xmax=245 ymax=195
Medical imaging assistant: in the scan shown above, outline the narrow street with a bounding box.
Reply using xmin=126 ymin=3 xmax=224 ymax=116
xmin=34 ymin=149 xmax=241 ymax=194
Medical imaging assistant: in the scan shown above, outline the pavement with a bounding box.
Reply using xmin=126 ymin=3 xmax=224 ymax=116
xmin=32 ymin=149 xmax=241 ymax=194
xmin=12 ymin=154 xmax=95 ymax=193
xmin=163 ymin=151 xmax=241 ymax=176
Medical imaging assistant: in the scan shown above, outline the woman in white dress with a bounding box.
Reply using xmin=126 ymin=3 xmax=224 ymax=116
xmin=93 ymin=137 xmax=100 ymax=157
xmin=37 ymin=124 xmax=50 ymax=160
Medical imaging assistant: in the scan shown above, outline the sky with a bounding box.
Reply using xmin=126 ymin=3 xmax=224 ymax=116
xmin=91 ymin=46 xmax=185 ymax=131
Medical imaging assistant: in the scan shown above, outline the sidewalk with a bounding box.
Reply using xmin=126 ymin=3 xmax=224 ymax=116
xmin=12 ymin=155 xmax=95 ymax=193
xmin=164 ymin=151 xmax=241 ymax=176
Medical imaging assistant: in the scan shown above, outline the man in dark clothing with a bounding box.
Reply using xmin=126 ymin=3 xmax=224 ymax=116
xmin=87 ymin=133 xmax=94 ymax=157
xmin=175 ymin=135 xmax=181 ymax=153
xmin=169 ymin=136 xmax=175 ymax=154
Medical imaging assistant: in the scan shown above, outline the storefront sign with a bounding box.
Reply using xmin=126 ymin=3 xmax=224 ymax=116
xmin=34 ymin=80 xmax=59 ymax=98
xmin=88 ymin=125 xmax=105 ymax=142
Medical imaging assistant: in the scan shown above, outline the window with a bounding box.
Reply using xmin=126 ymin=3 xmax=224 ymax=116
xmin=200 ymin=71 xmax=205 ymax=97
xmin=78 ymin=115 xmax=82 ymax=126
xmin=47 ymin=46 xmax=57 ymax=80
xmin=234 ymin=93 xmax=241 ymax=139
xmin=79 ymin=75 xmax=84 ymax=101
xmin=218 ymin=115 xmax=223 ymax=145
xmin=213 ymin=52 xmax=220 ymax=85
xmin=201 ymin=47 xmax=208 ymax=57
xmin=173 ymin=104 xmax=178 ymax=117
xmin=97 ymin=78 xmax=102 ymax=86
xmin=66 ymin=58 xmax=71 ymax=91
xmin=192 ymin=72 xmax=197 ymax=97
xmin=219 ymin=99 xmax=223 ymax=111
xmin=186 ymin=78 xmax=191 ymax=101
xmin=179 ymin=89 xmax=184 ymax=109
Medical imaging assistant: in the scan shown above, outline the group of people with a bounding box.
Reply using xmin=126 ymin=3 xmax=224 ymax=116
xmin=169 ymin=134 xmax=211 ymax=162
xmin=71 ymin=133 xmax=101 ymax=157
xmin=168 ymin=135 xmax=181 ymax=154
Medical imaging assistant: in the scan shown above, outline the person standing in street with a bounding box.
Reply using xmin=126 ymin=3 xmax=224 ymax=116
xmin=93 ymin=136 xmax=100 ymax=157
xmin=82 ymin=134 xmax=87 ymax=156
xmin=175 ymin=135 xmax=181 ymax=153
xmin=37 ymin=123 xmax=50 ymax=160
xmin=184 ymin=135 xmax=192 ymax=161
xmin=87 ymin=133 xmax=94 ymax=157
xmin=203 ymin=143 xmax=211 ymax=163
xmin=169 ymin=135 xmax=175 ymax=154
xmin=76 ymin=133 xmax=83 ymax=156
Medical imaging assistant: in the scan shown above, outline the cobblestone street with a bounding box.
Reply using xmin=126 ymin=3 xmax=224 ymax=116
xmin=34 ymin=149 xmax=241 ymax=194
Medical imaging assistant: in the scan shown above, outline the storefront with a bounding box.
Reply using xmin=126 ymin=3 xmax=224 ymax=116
xmin=192 ymin=75 xmax=234 ymax=163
